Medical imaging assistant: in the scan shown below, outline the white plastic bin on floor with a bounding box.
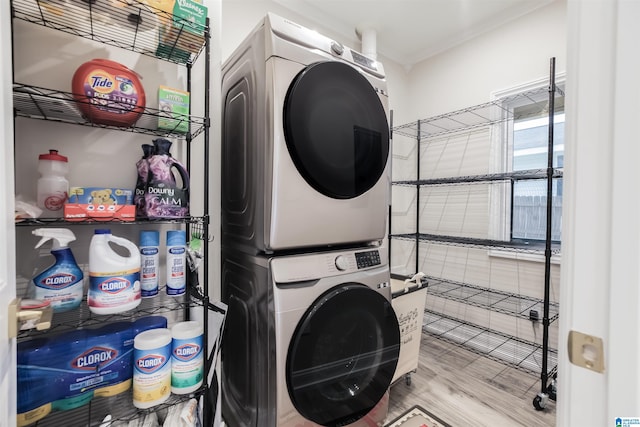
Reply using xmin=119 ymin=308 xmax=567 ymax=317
xmin=390 ymin=277 xmax=428 ymax=385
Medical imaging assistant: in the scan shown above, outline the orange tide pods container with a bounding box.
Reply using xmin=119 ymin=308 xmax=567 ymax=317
xmin=72 ymin=59 xmax=146 ymax=127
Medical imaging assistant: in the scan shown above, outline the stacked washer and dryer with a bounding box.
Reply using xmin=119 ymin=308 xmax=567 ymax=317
xmin=220 ymin=13 xmax=401 ymax=427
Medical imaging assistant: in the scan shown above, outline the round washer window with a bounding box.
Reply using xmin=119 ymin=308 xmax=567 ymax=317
xmin=283 ymin=61 xmax=390 ymax=199
xmin=286 ymin=284 xmax=400 ymax=426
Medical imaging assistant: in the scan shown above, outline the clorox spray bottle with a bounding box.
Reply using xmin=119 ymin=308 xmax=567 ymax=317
xmin=88 ymin=229 xmax=141 ymax=315
xmin=31 ymin=228 xmax=84 ymax=313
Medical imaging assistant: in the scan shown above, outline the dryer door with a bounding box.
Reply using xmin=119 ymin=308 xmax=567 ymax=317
xmin=286 ymin=284 xmax=400 ymax=426
xmin=283 ymin=61 xmax=389 ymax=200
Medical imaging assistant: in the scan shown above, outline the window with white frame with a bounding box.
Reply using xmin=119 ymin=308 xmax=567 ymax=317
xmin=492 ymin=80 xmax=564 ymax=243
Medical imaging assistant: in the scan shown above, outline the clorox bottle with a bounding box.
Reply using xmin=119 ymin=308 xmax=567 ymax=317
xmin=88 ymin=229 xmax=141 ymax=315
xmin=31 ymin=228 xmax=84 ymax=313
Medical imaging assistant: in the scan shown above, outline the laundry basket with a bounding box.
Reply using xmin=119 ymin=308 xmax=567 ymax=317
xmin=390 ymin=275 xmax=428 ymax=386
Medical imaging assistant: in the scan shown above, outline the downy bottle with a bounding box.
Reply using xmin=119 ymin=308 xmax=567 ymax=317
xmin=134 ymin=144 xmax=154 ymax=218
xmin=144 ymin=138 xmax=190 ymax=219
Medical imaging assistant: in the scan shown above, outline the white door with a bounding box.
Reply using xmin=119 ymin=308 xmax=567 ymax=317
xmin=560 ymin=1 xmax=640 ymax=425
xmin=0 ymin=2 xmax=16 ymax=426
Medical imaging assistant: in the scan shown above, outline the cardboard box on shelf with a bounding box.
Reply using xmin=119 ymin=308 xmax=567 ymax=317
xmin=158 ymin=85 xmax=190 ymax=133
xmin=64 ymin=187 xmax=136 ymax=222
xmin=149 ymin=0 xmax=208 ymax=62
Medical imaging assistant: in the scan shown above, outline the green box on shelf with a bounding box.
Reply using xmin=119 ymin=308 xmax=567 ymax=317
xmin=156 ymin=0 xmax=208 ymax=62
xmin=158 ymin=85 xmax=190 ymax=133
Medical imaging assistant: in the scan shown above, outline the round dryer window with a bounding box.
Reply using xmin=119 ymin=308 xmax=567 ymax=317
xmin=286 ymin=284 xmax=400 ymax=426
xmin=283 ymin=61 xmax=390 ymax=199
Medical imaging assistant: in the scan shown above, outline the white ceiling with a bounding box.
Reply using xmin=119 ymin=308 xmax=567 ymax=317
xmin=272 ymin=0 xmax=556 ymax=66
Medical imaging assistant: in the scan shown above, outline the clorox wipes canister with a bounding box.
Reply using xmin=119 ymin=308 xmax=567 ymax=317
xmin=133 ymin=328 xmax=172 ymax=409
xmin=88 ymin=229 xmax=141 ymax=315
xmin=72 ymin=58 xmax=146 ymax=127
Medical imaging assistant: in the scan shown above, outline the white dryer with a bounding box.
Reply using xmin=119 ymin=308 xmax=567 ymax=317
xmin=221 ymin=13 xmax=390 ymax=253
xmin=221 ymin=245 xmax=400 ymax=426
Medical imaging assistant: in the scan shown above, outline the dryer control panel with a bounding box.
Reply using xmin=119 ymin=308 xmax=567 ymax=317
xmin=351 ymin=50 xmax=378 ymax=72
xmin=268 ymin=12 xmax=385 ymax=79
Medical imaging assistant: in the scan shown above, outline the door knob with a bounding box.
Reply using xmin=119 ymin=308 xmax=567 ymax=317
xmin=8 ymin=298 xmax=53 ymax=338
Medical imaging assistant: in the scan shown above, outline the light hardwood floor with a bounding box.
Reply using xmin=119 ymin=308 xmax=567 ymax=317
xmin=386 ymin=333 xmax=557 ymax=426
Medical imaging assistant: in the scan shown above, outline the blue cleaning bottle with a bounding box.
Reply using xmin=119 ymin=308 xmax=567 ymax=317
xmin=32 ymin=228 xmax=84 ymax=313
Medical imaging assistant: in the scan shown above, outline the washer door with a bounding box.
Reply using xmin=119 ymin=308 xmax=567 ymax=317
xmin=286 ymin=284 xmax=400 ymax=426
xmin=283 ymin=61 xmax=390 ymax=200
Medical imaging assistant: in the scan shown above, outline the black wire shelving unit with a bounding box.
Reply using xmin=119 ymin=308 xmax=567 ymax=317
xmin=10 ymin=1 xmax=224 ymax=425
xmin=389 ymin=58 xmax=563 ymax=412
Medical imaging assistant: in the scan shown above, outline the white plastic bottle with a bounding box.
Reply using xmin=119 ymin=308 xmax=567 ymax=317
xmin=88 ymin=229 xmax=141 ymax=314
xmin=171 ymin=321 xmax=204 ymax=394
xmin=133 ymin=328 xmax=172 ymax=409
xmin=139 ymin=230 xmax=159 ymax=298
xmin=37 ymin=149 xmax=69 ymax=218
xmin=166 ymin=230 xmax=186 ymax=296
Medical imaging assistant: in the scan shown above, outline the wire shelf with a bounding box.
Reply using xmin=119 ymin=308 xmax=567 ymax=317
xmin=29 ymin=386 xmax=205 ymax=426
xmin=13 ymin=84 xmax=207 ymax=139
xmin=12 ymin=0 xmax=208 ymax=65
xmin=16 ymin=288 xmax=202 ymax=339
xmin=425 ymin=276 xmax=559 ymax=322
xmin=15 ymin=215 xmax=208 ymax=227
xmin=392 ymin=86 xmax=556 ymax=139
xmin=423 ymin=309 xmax=558 ymax=376
xmin=392 ymin=168 xmax=563 ymax=187
xmin=390 ymin=233 xmax=561 ymax=255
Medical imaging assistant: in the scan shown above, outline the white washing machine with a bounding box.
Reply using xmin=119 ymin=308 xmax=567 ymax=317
xmin=221 ymin=245 xmax=400 ymax=426
xmin=221 ymin=13 xmax=391 ymax=253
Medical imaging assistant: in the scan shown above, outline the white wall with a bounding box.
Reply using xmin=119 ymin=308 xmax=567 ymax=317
xmin=404 ymin=0 xmax=566 ymax=123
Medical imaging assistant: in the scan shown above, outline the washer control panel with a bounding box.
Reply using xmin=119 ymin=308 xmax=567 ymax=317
xmin=271 ymin=247 xmax=387 ymax=283
xmin=355 ymin=250 xmax=381 ymax=269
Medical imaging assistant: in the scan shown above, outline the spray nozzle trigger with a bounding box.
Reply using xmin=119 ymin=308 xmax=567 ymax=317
xmin=32 ymin=228 xmax=77 ymax=250
xmin=35 ymin=236 xmax=50 ymax=249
